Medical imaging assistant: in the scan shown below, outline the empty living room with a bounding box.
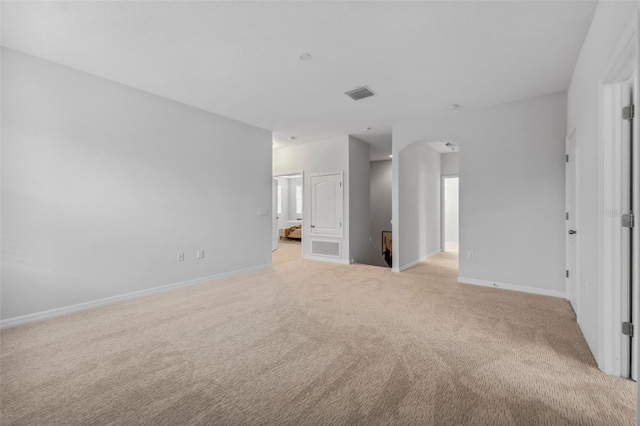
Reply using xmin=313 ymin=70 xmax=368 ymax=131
xmin=2 ymin=1 xmax=640 ymax=425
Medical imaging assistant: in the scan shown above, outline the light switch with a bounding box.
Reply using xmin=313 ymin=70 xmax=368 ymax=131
xmin=258 ymin=208 xmax=269 ymax=216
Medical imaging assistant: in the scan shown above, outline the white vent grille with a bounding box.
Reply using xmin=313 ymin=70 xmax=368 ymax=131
xmin=311 ymin=240 xmax=341 ymax=258
xmin=345 ymin=86 xmax=375 ymax=101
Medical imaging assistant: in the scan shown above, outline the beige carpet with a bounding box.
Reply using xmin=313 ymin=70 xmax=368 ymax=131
xmin=272 ymin=240 xmax=302 ymax=266
xmin=0 ymin=252 xmax=636 ymax=425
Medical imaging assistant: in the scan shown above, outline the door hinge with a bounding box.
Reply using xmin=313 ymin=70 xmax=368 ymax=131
xmin=340 ymin=182 xmax=342 ymax=187
xmin=622 ymin=213 xmax=634 ymax=228
xmin=566 ymin=270 xmax=569 ymax=278
xmin=566 ymin=154 xmax=569 ymax=163
xmin=622 ymin=322 xmax=634 ymax=337
xmin=623 ymin=104 xmax=635 ymax=120
xmin=566 ymin=212 xmax=569 ymax=220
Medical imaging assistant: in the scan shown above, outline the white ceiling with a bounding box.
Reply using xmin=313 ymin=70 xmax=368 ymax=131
xmin=2 ymin=1 xmax=597 ymax=161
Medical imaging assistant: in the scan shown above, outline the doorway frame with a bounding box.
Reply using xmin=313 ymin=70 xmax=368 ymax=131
xmin=598 ymin=17 xmax=638 ymax=378
xmin=441 ymin=174 xmax=459 ymax=253
xmin=565 ymin=127 xmax=580 ymax=319
xmin=273 ymin=170 xmax=305 ymax=257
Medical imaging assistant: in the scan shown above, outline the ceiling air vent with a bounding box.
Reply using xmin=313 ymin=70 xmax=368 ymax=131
xmin=345 ymin=86 xmax=375 ymax=101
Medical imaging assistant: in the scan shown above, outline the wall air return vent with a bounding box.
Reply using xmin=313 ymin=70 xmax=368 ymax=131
xmin=345 ymin=86 xmax=375 ymax=101
xmin=311 ymin=240 xmax=341 ymax=258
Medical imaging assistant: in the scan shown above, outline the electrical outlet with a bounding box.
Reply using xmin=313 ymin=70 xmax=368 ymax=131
xmin=197 ymin=249 xmax=204 ymax=259
xmin=467 ymin=250 xmax=474 ymax=259
xmin=178 ymin=252 xmax=185 ymax=262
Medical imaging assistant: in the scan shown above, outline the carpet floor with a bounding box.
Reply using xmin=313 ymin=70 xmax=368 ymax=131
xmin=271 ymin=240 xmax=302 ymax=266
xmin=0 ymin=252 xmax=636 ymax=425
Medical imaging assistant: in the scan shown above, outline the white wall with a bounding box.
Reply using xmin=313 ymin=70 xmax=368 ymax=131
xmin=370 ymin=160 xmax=392 ymax=264
xmin=397 ymin=142 xmax=442 ymax=271
xmin=273 ymin=136 xmax=351 ymax=263
xmin=441 ymin=152 xmax=459 ymax=176
xmin=348 ymin=136 xmax=371 ymax=264
xmin=567 ymin=2 xmax=640 ymax=368
xmin=393 ymin=92 xmax=566 ymax=295
xmin=1 ymin=48 xmax=273 ymax=321
xmin=444 ymin=177 xmax=459 ymax=246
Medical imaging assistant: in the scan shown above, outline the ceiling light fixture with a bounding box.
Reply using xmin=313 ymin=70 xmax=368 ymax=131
xmin=447 ymin=104 xmax=461 ymax=110
xmin=358 ymin=127 xmax=371 ymax=132
xmin=389 ymin=155 xmax=393 ymax=158
xmin=299 ymin=53 xmax=312 ymax=61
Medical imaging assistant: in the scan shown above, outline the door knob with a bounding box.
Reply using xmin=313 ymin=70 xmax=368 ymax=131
xmin=568 ymin=230 xmax=577 ymax=235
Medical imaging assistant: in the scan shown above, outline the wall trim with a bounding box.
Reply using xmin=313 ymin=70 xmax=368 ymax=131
xmin=397 ymin=249 xmax=441 ymax=272
xmin=0 ymin=263 xmax=272 ymax=329
xmin=457 ymin=276 xmax=567 ymax=299
xmin=303 ymin=254 xmax=350 ymax=265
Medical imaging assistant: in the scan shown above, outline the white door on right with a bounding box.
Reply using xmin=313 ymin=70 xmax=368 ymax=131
xmin=565 ymin=130 xmax=578 ymax=315
xmin=310 ymin=173 xmax=343 ymax=237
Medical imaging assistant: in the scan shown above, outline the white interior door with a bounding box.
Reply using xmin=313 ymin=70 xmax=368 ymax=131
xmin=272 ymin=178 xmax=278 ymax=252
xmin=310 ymin=173 xmax=343 ymax=236
xmin=611 ymin=77 xmax=635 ymax=380
xmin=566 ymin=131 xmax=578 ymax=315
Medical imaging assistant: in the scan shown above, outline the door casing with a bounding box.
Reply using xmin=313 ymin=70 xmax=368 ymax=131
xmin=599 ymin=21 xmax=638 ymax=378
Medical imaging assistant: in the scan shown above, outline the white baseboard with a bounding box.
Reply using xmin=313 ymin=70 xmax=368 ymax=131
xmin=0 ymin=263 xmax=272 ymax=329
xmin=398 ymin=249 xmax=441 ymax=272
xmin=303 ymin=254 xmax=350 ymax=265
xmin=457 ymin=277 xmax=567 ymax=299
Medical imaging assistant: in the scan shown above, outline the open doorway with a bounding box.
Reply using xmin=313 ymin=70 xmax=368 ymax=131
xmin=273 ymin=173 xmax=303 ymax=265
xmin=442 ymin=176 xmax=459 ymax=254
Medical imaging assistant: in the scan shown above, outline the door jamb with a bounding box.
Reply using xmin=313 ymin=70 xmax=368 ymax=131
xmin=273 ymin=170 xmax=305 ymax=256
xmin=566 ymin=127 xmax=579 ymax=319
xmin=598 ymin=17 xmax=638 ymax=377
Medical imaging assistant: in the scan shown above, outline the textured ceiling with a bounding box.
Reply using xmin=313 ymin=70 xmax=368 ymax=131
xmin=2 ymin=1 xmax=598 ymax=160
